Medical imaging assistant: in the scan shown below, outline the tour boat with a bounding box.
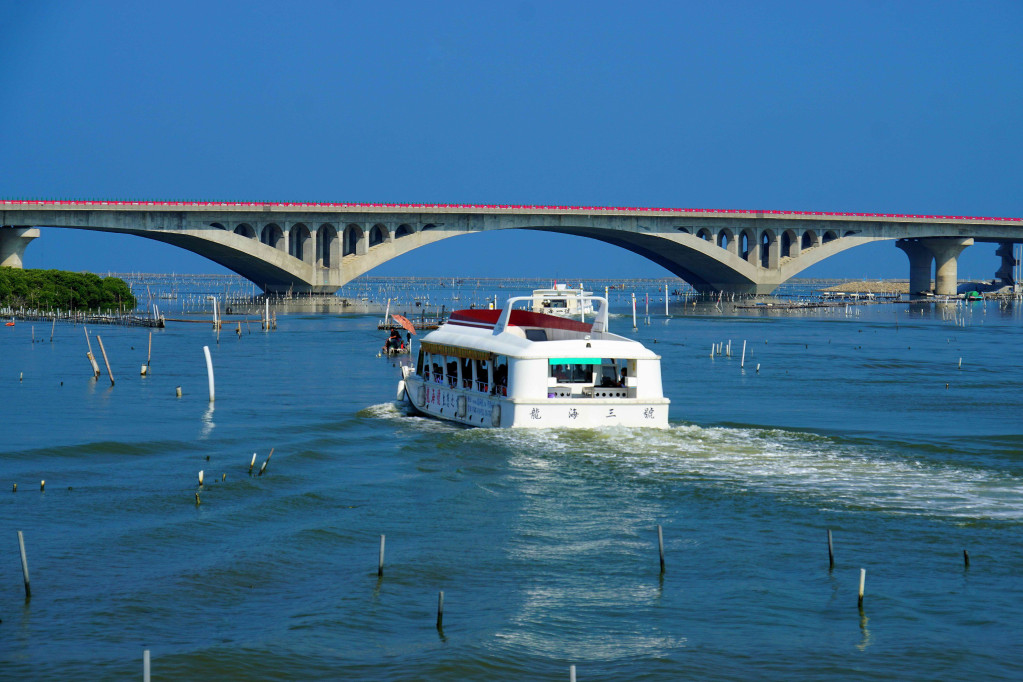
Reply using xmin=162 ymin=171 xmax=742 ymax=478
xmin=530 ymin=284 xmax=594 ymax=319
xmin=397 ymin=293 xmax=669 ymax=428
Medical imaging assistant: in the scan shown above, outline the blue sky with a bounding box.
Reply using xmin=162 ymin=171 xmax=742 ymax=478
xmin=2 ymin=1 xmax=1020 ymax=282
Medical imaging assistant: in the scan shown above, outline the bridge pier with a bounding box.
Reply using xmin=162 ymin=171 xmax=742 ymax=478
xmin=995 ymin=242 xmax=1018 ymax=287
xmin=0 ymin=226 xmax=40 ymax=268
xmin=897 ymin=237 xmax=973 ymax=297
xmin=896 ymin=239 xmax=934 ymax=296
xmin=931 ymin=238 xmax=973 ymax=296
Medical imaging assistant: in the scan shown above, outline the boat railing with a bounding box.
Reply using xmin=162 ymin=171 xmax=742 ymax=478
xmin=475 ymin=380 xmax=489 ymax=393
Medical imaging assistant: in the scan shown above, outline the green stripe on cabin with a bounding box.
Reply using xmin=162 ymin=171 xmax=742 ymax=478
xmin=548 ymin=358 xmax=601 ymax=365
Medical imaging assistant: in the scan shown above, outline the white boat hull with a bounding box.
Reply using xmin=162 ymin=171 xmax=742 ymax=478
xmin=402 ymin=376 xmax=669 ymax=429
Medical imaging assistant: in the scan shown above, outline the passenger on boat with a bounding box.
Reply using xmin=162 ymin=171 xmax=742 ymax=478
xmin=619 ymin=368 xmax=628 ymax=387
xmin=382 ymin=329 xmax=404 ymax=354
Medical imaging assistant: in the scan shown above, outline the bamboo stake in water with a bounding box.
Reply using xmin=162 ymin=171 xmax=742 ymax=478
xmin=18 ymin=530 xmax=31 ymax=598
xmin=203 ymin=345 xmax=214 ymax=402
xmin=84 ymin=328 xmax=101 ymax=378
xmin=378 ymin=534 xmax=386 ymax=577
xmin=631 ymin=293 xmax=637 ymax=330
xmin=50 ymin=317 xmax=55 ymax=343
xmin=827 ymin=529 xmax=834 ymax=569
xmin=437 ymin=591 xmax=444 ymax=630
xmin=96 ymin=335 xmax=114 ymax=386
xmin=249 ymin=453 xmax=257 ymax=474
xmin=665 ymin=283 xmax=669 ymax=317
xmin=143 ymin=649 xmax=150 ymax=682
xmin=858 ymin=568 xmax=866 ymax=606
xmin=964 ymin=549 xmax=970 ymax=568
xmin=657 ymin=524 xmax=665 ymax=574
xmin=570 ymin=665 xmax=576 ymax=682
xmin=741 ymin=340 xmax=747 ymax=368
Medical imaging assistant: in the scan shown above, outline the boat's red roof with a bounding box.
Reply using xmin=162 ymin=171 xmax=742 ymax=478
xmin=447 ymin=308 xmax=592 ymax=333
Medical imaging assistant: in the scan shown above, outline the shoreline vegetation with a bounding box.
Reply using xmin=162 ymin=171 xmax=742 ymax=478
xmin=0 ymin=267 xmax=137 ymax=311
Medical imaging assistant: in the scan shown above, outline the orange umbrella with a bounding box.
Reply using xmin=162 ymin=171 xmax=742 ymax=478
xmin=391 ymin=314 xmax=417 ymax=335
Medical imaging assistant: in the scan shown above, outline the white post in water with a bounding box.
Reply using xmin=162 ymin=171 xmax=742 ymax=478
xmin=18 ymin=530 xmax=31 ymax=598
xmin=741 ymin=340 xmax=747 ymax=368
xmin=143 ymin=649 xmax=150 ymax=682
xmin=570 ymin=665 xmax=576 ymax=682
xmin=631 ymin=293 xmax=637 ymax=330
xmin=858 ymin=568 xmax=866 ymax=606
xmin=665 ymin=283 xmax=670 ymax=317
xmin=203 ymin=345 xmax=215 ymax=402
xmin=378 ymin=534 xmax=386 ymax=577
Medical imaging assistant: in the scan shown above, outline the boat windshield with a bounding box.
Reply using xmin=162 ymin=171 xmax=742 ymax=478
xmin=549 ymin=358 xmax=599 ymax=383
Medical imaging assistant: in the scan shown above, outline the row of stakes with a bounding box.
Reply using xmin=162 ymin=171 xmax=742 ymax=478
xmin=13 ymin=524 xmax=975 ymax=678
xmin=711 ymin=339 xmax=760 ymax=372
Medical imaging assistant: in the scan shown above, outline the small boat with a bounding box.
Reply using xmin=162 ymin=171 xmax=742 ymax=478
xmin=5 ymin=320 xmax=14 ymax=327
xmin=397 ymin=292 xmax=669 ymax=428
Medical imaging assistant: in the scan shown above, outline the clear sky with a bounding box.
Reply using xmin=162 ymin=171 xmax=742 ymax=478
xmin=2 ymin=1 xmax=1020 ymax=282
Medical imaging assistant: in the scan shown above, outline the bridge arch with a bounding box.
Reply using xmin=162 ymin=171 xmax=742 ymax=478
xmin=802 ymin=229 xmax=819 ymax=250
xmin=781 ymin=229 xmax=797 ymax=258
xmin=395 ymin=223 xmax=414 ymax=238
xmin=290 ymin=223 xmax=312 ymax=263
xmin=317 ymin=223 xmax=338 ymax=268
xmin=343 ymin=223 xmax=365 ymax=256
xmin=369 ymin=223 xmax=389 ymax=247
xmin=261 ymin=223 xmax=285 ymax=250
xmin=234 ymin=223 xmax=256 ymax=239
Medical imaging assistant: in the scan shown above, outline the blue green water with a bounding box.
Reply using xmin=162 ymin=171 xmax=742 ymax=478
xmin=2 ymin=285 xmax=1022 ymax=679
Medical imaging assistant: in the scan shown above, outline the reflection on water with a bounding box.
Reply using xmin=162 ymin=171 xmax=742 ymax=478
xmin=200 ymin=403 xmax=215 ymax=439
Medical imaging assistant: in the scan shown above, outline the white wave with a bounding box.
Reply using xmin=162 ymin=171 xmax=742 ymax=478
xmin=489 ymin=423 xmax=1023 ymax=522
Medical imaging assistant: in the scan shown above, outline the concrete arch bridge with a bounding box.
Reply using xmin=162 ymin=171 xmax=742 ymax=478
xmin=2 ymin=201 xmax=1020 ymax=296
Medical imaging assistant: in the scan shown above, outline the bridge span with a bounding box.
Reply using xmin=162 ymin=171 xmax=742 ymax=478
xmin=2 ymin=200 xmax=1020 ymax=296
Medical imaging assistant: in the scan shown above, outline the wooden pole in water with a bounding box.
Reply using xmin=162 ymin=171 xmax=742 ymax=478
xmin=436 ymin=591 xmax=444 ymax=630
xmin=858 ymin=568 xmax=866 ymax=606
xmin=143 ymin=649 xmax=150 ymax=682
xmin=18 ymin=530 xmax=31 ymax=598
xmin=378 ymin=534 xmax=386 ymax=576
xmin=249 ymin=453 xmax=257 ymax=474
xmin=96 ymin=336 xmax=114 ymax=385
xmin=741 ymin=340 xmax=747 ymax=368
xmin=570 ymin=664 xmax=576 ymax=682
xmin=657 ymin=524 xmax=665 ymax=574
xmin=963 ymin=549 xmax=970 ymax=568
xmin=203 ymin=345 xmax=214 ymax=402
xmin=631 ymin=293 xmax=637 ymax=330
xmin=84 ymin=328 xmax=101 ymax=378
xmin=827 ymin=529 xmax=834 ymax=569
xmin=665 ymin=283 xmax=669 ymax=317
xmin=50 ymin=317 xmax=55 ymax=342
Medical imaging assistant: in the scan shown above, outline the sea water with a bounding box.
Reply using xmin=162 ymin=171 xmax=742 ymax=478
xmin=2 ymin=284 xmax=1022 ymax=679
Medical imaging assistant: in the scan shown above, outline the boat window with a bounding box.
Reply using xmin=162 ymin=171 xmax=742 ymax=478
xmin=494 ymin=355 xmax=508 ymax=396
xmin=549 ymin=363 xmax=594 ymax=384
xmin=473 ymin=358 xmax=490 ymax=391
xmin=598 ymin=359 xmax=628 ymax=387
xmin=416 ymin=350 xmax=425 ymax=375
xmin=461 ymin=357 xmax=473 ymax=388
xmin=525 ymin=329 xmax=548 ymax=341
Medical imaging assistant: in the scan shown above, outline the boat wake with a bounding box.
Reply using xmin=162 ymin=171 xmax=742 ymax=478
xmin=365 ymin=404 xmax=1023 ymax=521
